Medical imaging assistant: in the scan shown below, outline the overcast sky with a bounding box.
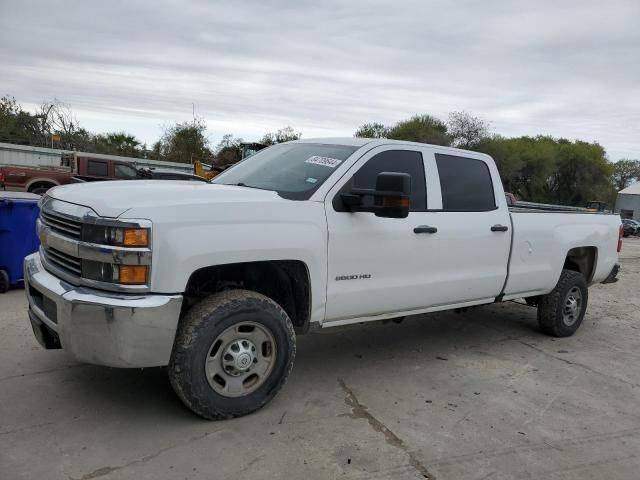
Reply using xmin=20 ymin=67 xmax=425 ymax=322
xmin=1 ymin=0 xmax=639 ymax=159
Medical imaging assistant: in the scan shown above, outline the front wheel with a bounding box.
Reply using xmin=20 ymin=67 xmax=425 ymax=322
xmin=169 ymin=289 xmax=296 ymax=420
xmin=537 ymin=269 xmax=588 ymax=337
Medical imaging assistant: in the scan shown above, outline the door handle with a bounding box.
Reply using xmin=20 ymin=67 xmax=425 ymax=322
xmin=414 ymin=225 xmax=438 ymax=234
xmin=491 ymin=224 xmax=509 ymax=232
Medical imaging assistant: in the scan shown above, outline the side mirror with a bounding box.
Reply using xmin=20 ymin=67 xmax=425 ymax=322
xmin=341 ymin=172 xmax=411 ymax=219
xmin=373 ymin=172 xmax=411 ymax=218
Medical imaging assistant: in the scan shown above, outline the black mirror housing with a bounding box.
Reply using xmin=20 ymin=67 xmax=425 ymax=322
xmin=375 ymin=171 xmax=410 ymax=194
xmin=341 ymin=171 xmax=411 ymax=218
xmin=373 ymin=172 xmax=411 ymax=218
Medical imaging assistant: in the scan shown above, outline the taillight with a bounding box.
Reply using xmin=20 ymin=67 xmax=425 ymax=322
xmin=618 ymin=224 xmax=624 ymax=253
xmin=0 ymin=171 xmax=4 ymax=182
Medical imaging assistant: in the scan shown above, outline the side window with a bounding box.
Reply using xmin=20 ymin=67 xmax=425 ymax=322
xmin=352 ymin=150 xmax=427 ymax=210
xmin=114 ymin=163 xmax=138 ymax=179
xmin=435 ymin=154 xmax=496 ymax=211
xmin=87 ymin=160 xmax=108 ymax=177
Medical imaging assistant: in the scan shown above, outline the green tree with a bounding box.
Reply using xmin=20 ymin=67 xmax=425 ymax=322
xmin=156 ymin=119 xmax=213 ymax=163
xmin=548 ymin=139 xmax=612 ymax=205
xmin=477 ymin=135 xmax=612 ymax=206
xmin=387 ymin=114 xmax=450 ymax=146
xmin=260 ymin=126 xmax=301 ymax=146
xmin=611 ymin=159 xmax=640 ymax=191
xmin=476 ymin=136 xmax=558 ymax=201
xmin=93 ymin=132 xmax=143 ymax=157
xmin=0 ymin=96 xmax=115 ymax=151
xmin=215 ymin=134 xmax=244 ymax=165
xmin=354 ymin=122 xmax=389 ymax=138
xmin=447 ymin=111 xmax=490 ymax=149
xmin=150 ymin=140 xmax=162 ymax=160
xmin=0 ymin=95 xmax=46 ymax=146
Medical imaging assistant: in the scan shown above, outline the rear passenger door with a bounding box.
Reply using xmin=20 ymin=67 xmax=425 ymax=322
xmin=426 ymin=151 xmax=512 ymax=303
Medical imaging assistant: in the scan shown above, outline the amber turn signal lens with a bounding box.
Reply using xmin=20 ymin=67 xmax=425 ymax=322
xmin=119 ymin=265 xmax=148 ymax=284
xmin=123 ymin=228 xmax=149 ymax=247
xmin=383 ymin=197 xmax=410 ymax=208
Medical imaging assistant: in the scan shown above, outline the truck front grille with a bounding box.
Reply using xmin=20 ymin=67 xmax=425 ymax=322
xmin=42 ymin=247 xmax=82 ymax=277
xmin=38 ymin=195 xmax=151 ymax=292
xmin=40 ymin=211 xmax=82 ymax=239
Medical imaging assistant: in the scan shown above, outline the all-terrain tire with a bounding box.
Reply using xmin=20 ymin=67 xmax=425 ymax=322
xmin=168 ymin=289 xmax=296 ymax=420
xmin=537 ymin=269 xmax=588 ymax=337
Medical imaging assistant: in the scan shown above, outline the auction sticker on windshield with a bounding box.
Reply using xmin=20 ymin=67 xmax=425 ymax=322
xmin=305 ymin=156 xmax=343 ymax=168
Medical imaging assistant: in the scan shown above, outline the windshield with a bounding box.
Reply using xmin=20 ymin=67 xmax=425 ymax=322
xmin=212 ymin=143 xmax=359 ymax=200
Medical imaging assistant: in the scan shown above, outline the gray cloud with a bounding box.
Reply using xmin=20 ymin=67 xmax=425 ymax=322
xmin=1 ymin=0 xmax=638 ymax=158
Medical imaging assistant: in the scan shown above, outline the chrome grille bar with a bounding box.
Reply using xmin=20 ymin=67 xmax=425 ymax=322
xmin=46 ymin=247 xmax=81 ymax=268
xmin=43 ymin=247 xmax=82 ymax=276
xmin=40 ymin=211 xmax=82 ymax=239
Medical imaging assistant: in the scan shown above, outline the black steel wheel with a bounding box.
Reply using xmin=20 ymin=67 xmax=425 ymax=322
xmin=538 ymin=269 xmax=588 ymax=337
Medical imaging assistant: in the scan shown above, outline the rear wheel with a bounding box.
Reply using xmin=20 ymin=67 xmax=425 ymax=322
xmin=169 ymin=289 xmax=296 ymax=420
xmin=537 ymin=269 xmax=588 ymax=337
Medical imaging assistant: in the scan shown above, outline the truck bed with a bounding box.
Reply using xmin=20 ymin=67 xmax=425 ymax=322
xmin=502 ymin=209 xmax=621 ymax=300
xmin=509 ymin=200 xmax=600 ymax=213
xmin=509 ymin=207 xmax=613 ymax=214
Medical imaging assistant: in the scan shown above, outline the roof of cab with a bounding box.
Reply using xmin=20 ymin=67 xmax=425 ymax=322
xmin=292 ymin=137 xmax=373 ymax=147
xmin=291 ymin=137 xmax=493 ymax=158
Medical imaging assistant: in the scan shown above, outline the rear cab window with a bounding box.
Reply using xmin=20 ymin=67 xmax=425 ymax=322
xmin=87 ymin=160 xmax=109 ymax=177
xmin=435 ymin=154 xmax=496 ymax=211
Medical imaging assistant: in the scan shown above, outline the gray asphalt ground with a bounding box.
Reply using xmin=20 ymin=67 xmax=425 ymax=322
xmin=1 ymin=238 xmax=639 ymax=480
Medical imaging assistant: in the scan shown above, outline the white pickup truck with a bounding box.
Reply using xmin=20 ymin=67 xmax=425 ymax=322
xmin=25 ymin=138 xmax=622 ymax=419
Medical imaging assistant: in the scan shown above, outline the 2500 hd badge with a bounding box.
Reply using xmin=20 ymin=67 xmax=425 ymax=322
xmin=335 ymin=273 xmax=372 ymax=281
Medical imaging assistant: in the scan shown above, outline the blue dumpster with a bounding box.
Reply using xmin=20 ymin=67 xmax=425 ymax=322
xmin=0 ymin=192 xmax=41 ymax=292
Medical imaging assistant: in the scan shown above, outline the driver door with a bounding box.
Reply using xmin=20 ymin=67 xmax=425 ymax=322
xmin=324 ymin=145 xmax=439 ymax=322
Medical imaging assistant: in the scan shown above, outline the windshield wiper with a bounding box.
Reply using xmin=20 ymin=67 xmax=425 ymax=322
xmin=229 ymin=182 xmax=263 ymax=190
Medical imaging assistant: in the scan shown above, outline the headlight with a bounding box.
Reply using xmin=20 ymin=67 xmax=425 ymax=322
xmin=83 ymin=225 xmax=149 ymax=247
xmin=82 ymin=260 xmax=148 ymax=285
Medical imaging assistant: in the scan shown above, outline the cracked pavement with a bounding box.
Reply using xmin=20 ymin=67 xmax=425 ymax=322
xmin=1 ymin=238 xmax=639 ymax=479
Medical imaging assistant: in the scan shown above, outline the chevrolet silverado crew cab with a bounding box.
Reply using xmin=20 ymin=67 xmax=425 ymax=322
xmin=24 ymin=138 xmax=622 ymax=419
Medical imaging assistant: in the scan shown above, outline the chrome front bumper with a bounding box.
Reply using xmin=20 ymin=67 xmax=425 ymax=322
xmin=24 ymin=253 xmax=183 ymax=368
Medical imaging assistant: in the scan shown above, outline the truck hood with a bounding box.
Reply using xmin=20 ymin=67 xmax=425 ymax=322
xmin=48 ymin=180 xmax=282 ymax=218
